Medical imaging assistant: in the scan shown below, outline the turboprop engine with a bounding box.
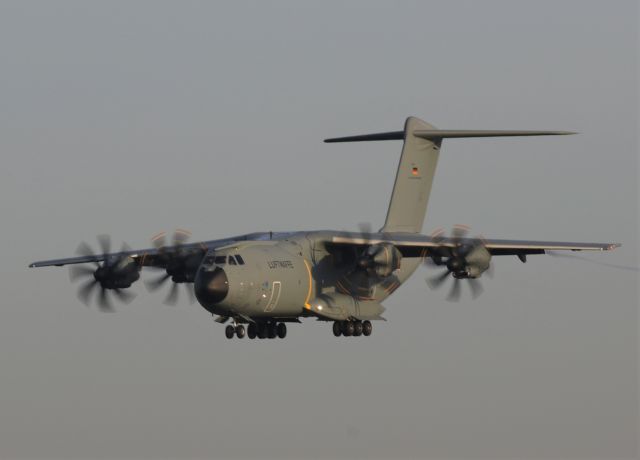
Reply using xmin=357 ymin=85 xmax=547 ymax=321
xmin=426 ymin=226 xmax=493 ymax=300
xmin=356 ymin=242 xmax=402 ymax=279
xmin=68 ymin=236 xmax=141 ymax=310
xmin=440 ymin=243 xmax=491 ymax=279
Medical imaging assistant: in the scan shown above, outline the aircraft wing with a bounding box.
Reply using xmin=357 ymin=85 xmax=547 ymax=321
xmin=329 ymin=233 xmax=620 ymax=258
xmin=28 ymin=231 xmax=279 ymax=269
xmin=27 ymin=234 xmax=255 ymax=269
xmin=29 ymin=241 xmax=208 ymax=269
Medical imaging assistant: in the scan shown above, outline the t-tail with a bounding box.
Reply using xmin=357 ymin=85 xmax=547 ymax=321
xmin=325 ymin=117 xmax=575 ymax=233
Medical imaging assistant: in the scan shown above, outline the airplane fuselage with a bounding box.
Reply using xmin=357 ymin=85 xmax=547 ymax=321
xmin=193 ymin=231 xmax=420 ymax=321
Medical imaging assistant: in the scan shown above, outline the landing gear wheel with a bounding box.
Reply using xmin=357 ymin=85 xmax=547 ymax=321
xmin=276 ymin=323 xmax=287 ymax=339
xmin=362 ymin=320 xmax=372 ymax=336
xmin=333 ymin=321 xmax=342 ymax=337
xmin=353 ymin=321 xmax=363 ymax=336
xmin=257 ymin=324 xmax=267 ymax=339
xmin=267 ymin=323 xmax=277 ymax=339
xmin=247 ymin=323 xmax=257 ymax=339
xmin=235 ymin=325 xmax=246 ymax=339
xmin=343 ymin=321 xmax=355 ymax=336
xmin=225 ymin=325 xmax=235 ymax=339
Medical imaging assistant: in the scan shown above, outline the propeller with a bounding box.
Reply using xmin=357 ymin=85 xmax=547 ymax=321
xmin=144 ymin=229 xmax=198 ymax=306
xmin=68 ymin=235 xmax=137 ymax=311
xmin=424 ymin=225 xmax=492 ymax=301
xmin=340 ymin=223 xmax=401 ymax=296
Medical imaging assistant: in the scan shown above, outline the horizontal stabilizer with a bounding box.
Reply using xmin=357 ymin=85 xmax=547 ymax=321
xmin=324 ymin=131 xmax=404 ymax=142
xmin=324 ymin=129 xmax=575 ymax=143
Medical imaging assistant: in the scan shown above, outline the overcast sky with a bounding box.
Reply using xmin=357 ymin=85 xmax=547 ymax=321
xmin=0 ymin=1 xmax=637 ymax=459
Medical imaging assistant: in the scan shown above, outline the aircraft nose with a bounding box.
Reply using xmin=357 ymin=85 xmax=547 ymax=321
xmin=194 ymin=267 xmax=229 ymax=305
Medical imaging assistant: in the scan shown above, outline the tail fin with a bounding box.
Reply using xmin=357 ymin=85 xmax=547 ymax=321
xmin=382 ymin=117 xmax=441 ymax=233
xmin=325 ymin=117 xmax=574 ymax=234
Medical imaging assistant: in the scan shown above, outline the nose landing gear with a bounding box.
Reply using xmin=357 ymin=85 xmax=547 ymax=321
xmin=225 ymin=324 xmax=246 ymax=339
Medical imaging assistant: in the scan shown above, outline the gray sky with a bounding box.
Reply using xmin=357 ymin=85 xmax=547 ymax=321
xmin=0 ymin=1 xmax=637 ymax=459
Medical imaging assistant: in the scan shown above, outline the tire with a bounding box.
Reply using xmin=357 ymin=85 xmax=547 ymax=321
xmin=353 ymin=321 xmax=363 ymax=336
xmin=257 ymin=324 xmax=268 ymax=339
xmin=247 ymin=323 xmax=257 ymax=339
xmin=343 ymin=321 xmax=355 ymax=336
xmin=276 ymin=323 xmax=287 ymax=339
xmin=362 ymin=320 xmax=372 ymax=336
xmin=332 ymin=321 xmax=342 ymax=337
xmin=225 ymin=325 xmax=235 ymax=339
xmin=235 ymin=325 xmax=246 ymax=339
xmin=267 ymin=323 xmax=277 ymax=339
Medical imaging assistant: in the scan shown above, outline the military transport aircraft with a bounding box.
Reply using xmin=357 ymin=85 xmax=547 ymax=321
xmin=30 ymin=117 xmax=619 ymax=340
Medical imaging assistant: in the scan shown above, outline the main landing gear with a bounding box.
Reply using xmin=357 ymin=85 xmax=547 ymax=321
xmin=225 ymin=322 xmax=287 ymax=339
xmin=333 ymin=320 xmax=372 ymax=338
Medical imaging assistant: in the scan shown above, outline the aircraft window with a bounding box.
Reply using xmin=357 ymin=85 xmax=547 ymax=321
xmin=228 ymin=256 xmax=237 ymax=265
xmin=214 ymin=256 xmax=226 ymax=265
xmin=235 ymin=255 xmax=245 ymax=265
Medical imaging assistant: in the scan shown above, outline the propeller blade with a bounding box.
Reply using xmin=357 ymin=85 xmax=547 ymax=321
xmin=172 ymin=229 xmax=191 ymax=246
xmin=424 ymin=253 xmax=445 ymax=267
xmin=69 ymin=265 xmax=95 ymax=282
xmin=112 ymin=288 xmax=135 ymax=305
xmin=485 ymin=262 xmax=494 ymax=278
xmin=451 ymin=224 xmax=470 ymax=243
xmin=349 ymin=270 xmax=372 ymax=293
xmin=164 ymin=282 xmax=180 ymax=306
xmin=97 ymin=287 xmax=113 ymax=312
xmin=151 ymin=231 xmax=167 ymax=249
xmin=184 ymin=284 xmax=196 ymax=304
xmin=355 ymin=222 xmax=375 ymax=249
xmin=77 ymin=279 xmax=98 ymax=306
xmin=447 ymin=278 xmax=462 ymax=302
xmin=97 ymin=234 xmax=111 ymax=257
xmin=358 ymin=222 xmax=372 ymax=233
xmin=430 ymin=227 xmax=445 ymax=240
xmin=468 ymin=278 xmax=484 ymax=299
xmin=145 ymin=273 xmax=171 ymax=291
xmin=426 ymin=269 xmax=450 ymax=290
xmin=76 ymin=241 xmax=96 ymax=258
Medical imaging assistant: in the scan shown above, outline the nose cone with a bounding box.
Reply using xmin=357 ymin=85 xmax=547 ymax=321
xmin=194 ymin=267 xmax=229 ymax=306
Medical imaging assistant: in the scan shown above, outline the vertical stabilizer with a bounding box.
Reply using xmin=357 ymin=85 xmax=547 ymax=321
xmin=381 ymin=117 xmax=440 ymax=233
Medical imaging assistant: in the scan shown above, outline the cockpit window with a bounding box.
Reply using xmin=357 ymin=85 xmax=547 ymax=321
xmin=235 ymin=255 xmax=245 ymax=265
xmin=228 ymin=256 xmax=237 ymax=265
xmin=214 ymin=255 xmax=226 ymax=265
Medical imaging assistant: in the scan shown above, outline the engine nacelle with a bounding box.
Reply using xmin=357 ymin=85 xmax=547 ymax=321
xmin=165 ymin=253 xmax=202 ymax=283
xmin=449 ymin=245 xmax=491 ymax=279
xmin=360 ymin=243 xmax=402 ymax=278
xmin=95 ymin=255 xmax=140 ymax=289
